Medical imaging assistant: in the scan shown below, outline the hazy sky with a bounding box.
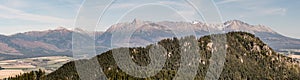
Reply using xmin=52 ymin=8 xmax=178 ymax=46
xmin=0 ymin=0 xmax=299 ymax=39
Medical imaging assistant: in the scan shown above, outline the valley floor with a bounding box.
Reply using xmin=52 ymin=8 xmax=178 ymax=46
xmin=0 ymin=56 xmax=72 ymax=79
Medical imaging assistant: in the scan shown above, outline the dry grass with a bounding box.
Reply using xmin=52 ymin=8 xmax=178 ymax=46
xmin=0 ymin=56 xmax=72 ymax=79
xmin=0 ymin=70 xmax=24 ymax=79
xmin=287 ymin=54 xmax=300 ymax=59
xmin=1 ymin=64 xmax=36 ymax=69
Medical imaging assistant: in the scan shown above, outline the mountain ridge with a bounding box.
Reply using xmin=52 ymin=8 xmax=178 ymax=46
xmin=0 ymin=20 xmax=300 ymax=60
xmin=97 ymin=19 xmax=300 ymax=51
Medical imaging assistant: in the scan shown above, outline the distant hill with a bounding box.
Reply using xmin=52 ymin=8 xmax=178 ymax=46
xmin=0 ymin=28 xmax=71 ymax=60
xmin=1 ymin=20 xmax=300 ymax=60
xmin=40 ymin=32 xmax=300 ymax=80
xmin=0 ymin=28 xmax=104 ymax=60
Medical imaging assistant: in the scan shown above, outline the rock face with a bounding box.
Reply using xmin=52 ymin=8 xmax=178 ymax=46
xmin=44 ymin=32 xmax=300 ymax=80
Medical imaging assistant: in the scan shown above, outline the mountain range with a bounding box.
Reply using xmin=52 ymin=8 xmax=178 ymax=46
xmin=0 ymin=20 xmax=300 ymax=60
xmin=98 ymin=19 xmax=300 ymax=50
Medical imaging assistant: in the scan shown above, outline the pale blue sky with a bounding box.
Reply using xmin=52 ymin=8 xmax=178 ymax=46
xmin=0 ymin=0 xmax=299 ymax=39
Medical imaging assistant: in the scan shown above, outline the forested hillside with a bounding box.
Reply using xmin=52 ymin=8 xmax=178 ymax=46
xmin=6 ymin=32 xmax=300 ymax=80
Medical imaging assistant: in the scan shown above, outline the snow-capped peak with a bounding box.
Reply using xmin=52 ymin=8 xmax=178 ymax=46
xmin=224 ymin=20 xmax=276 ymax=33
xmin=224 ymin=20 xmax=249 ymax=26
xmin=192 ymin=20 xmax=200 ymax=24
